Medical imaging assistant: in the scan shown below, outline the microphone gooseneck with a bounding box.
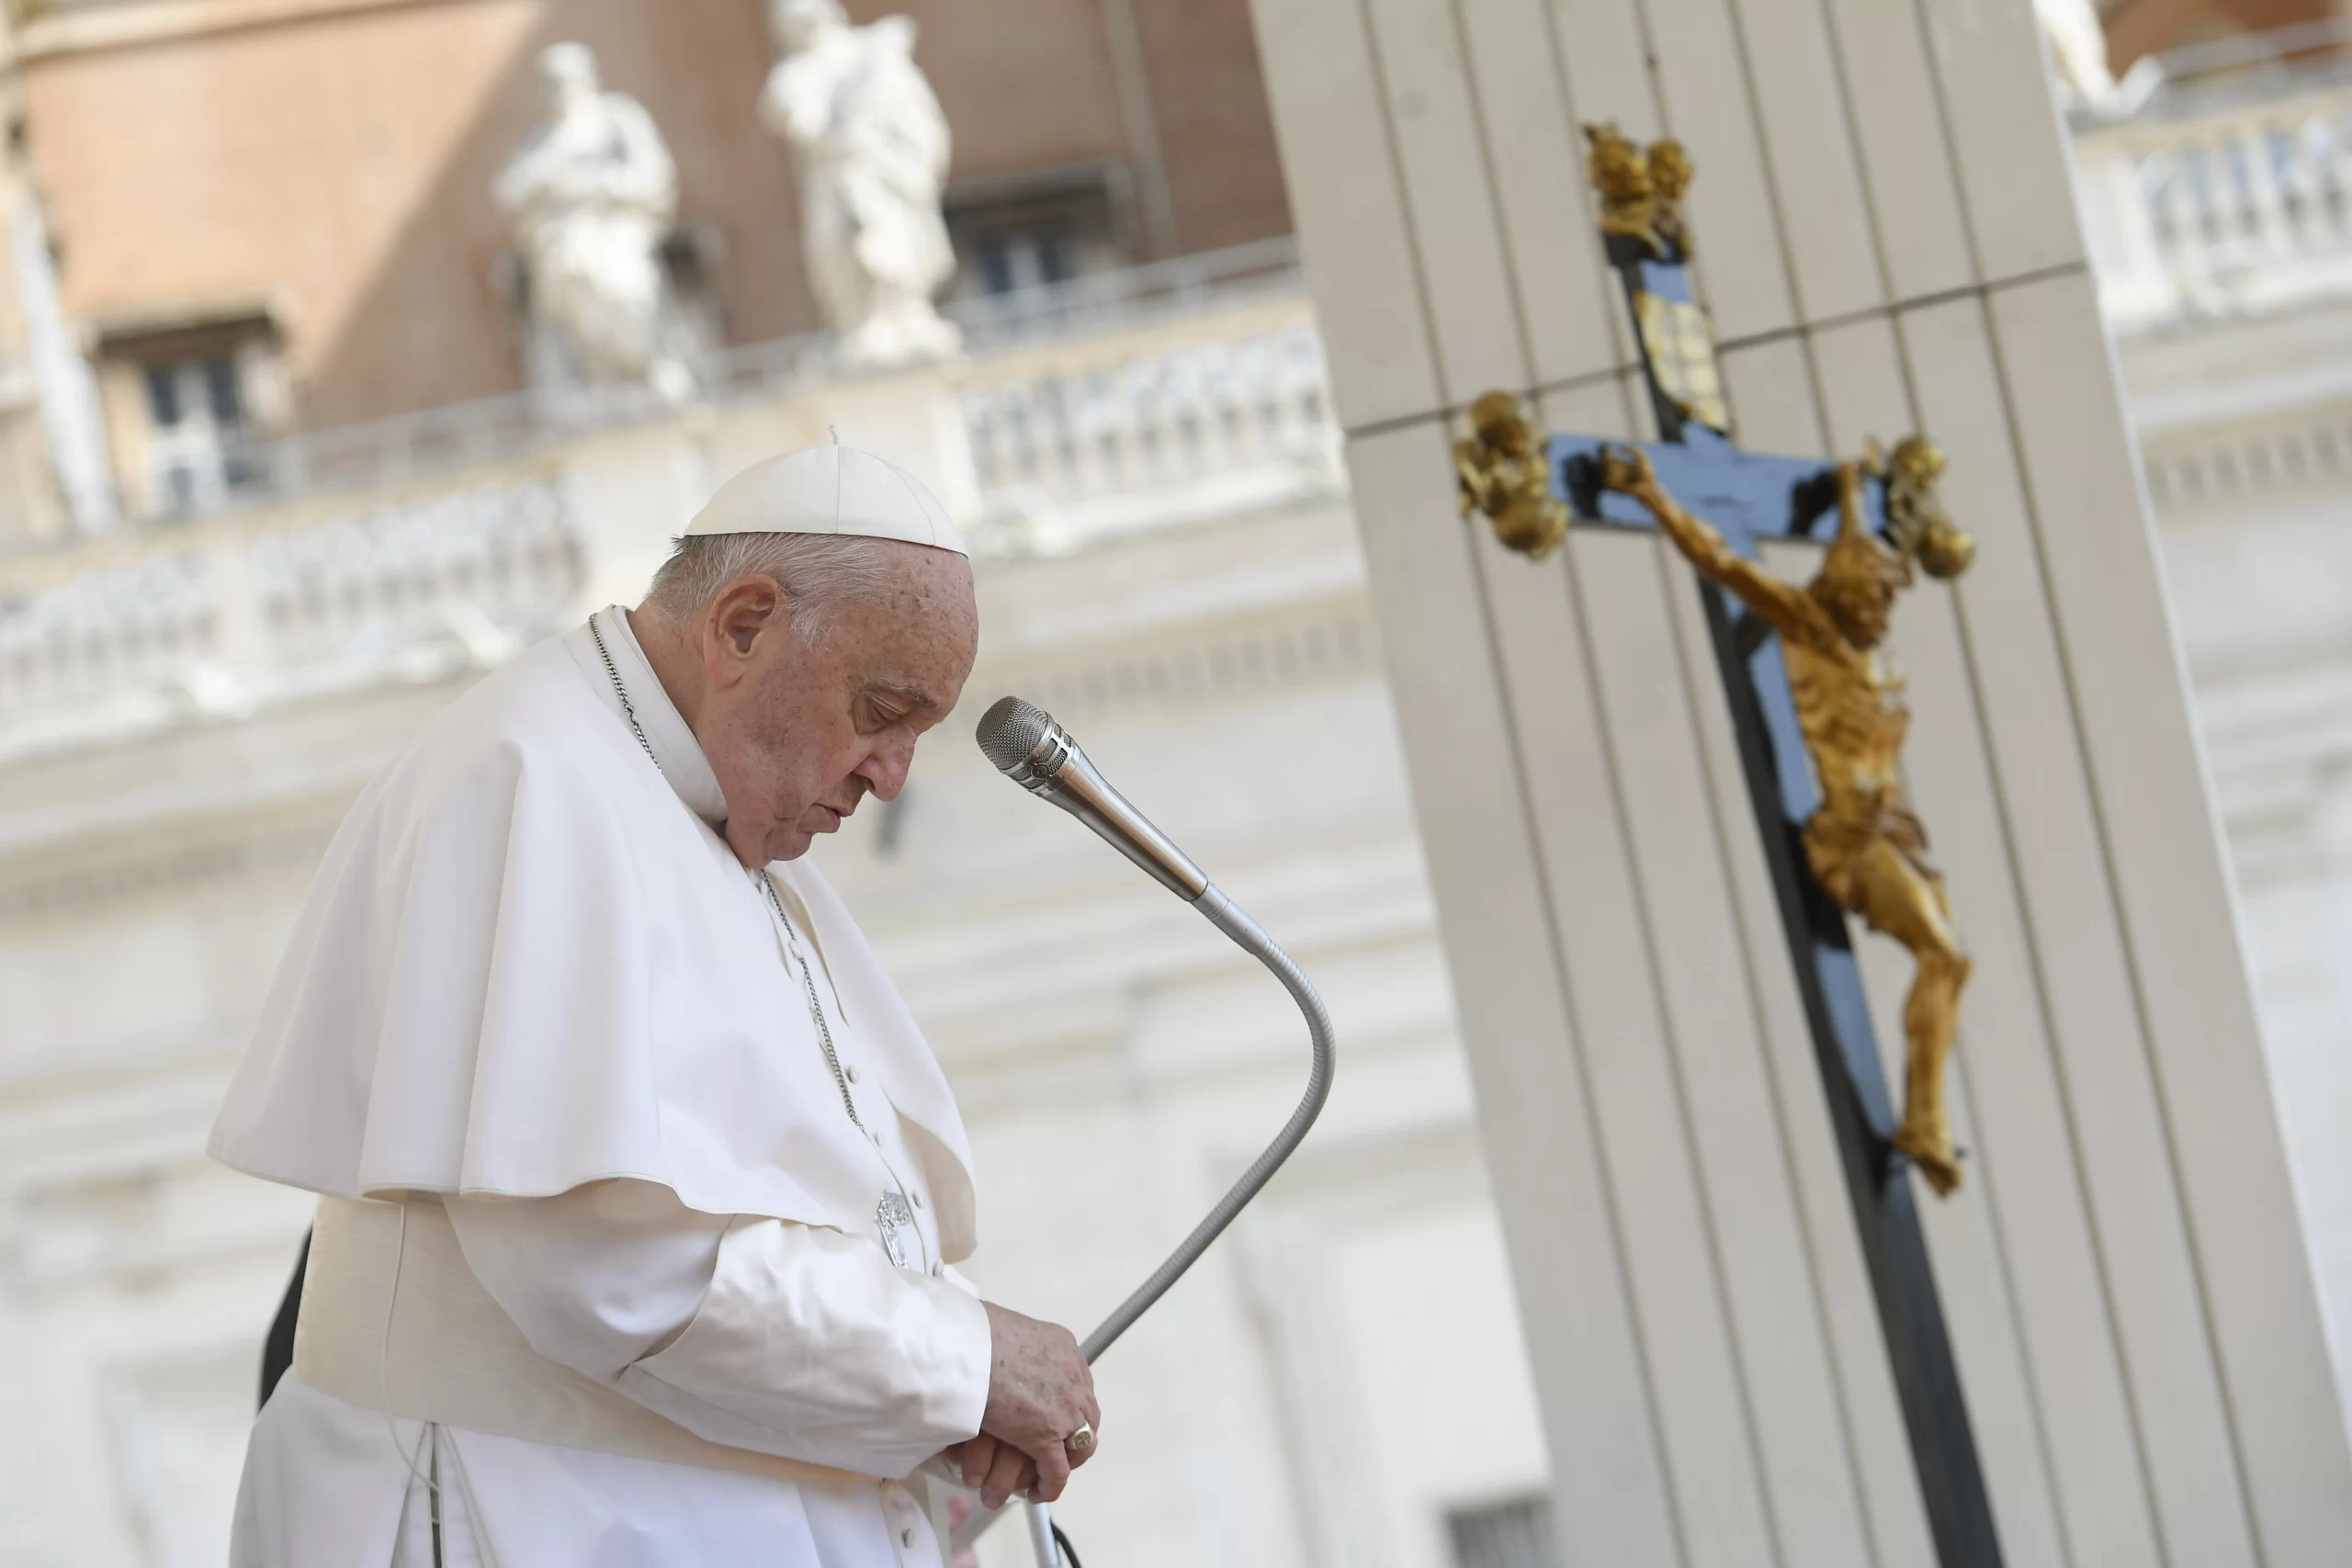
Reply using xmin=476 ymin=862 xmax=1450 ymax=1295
xmin=962 ymin=696 xmax=1340 ymax=1561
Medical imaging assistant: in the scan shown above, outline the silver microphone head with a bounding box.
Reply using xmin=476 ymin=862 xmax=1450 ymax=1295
xmin=976 ymin=695 xmax=1069 ymax=787
xmin=974 ymin=694 xmax=1209 ymax=900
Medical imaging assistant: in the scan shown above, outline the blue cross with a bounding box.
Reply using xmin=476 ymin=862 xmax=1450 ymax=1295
xmin=1494 ymin=158 xmax=2004 ymax=1568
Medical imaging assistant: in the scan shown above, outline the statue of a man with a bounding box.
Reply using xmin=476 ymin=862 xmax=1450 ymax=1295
xmin=761 ymin=0 xmax=962 ymax=368
xmin=496 ymin=42 xmax=695 ymax=402
xmin=2037 ymin=0 xmax=2114 ymax=107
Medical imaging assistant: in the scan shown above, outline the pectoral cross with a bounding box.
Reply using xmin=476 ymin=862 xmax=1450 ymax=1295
xmin=1455 ymin=126 xmax=2001 ymax=1568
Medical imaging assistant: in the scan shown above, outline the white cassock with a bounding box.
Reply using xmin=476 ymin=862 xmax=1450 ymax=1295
xmin=210 ymin=601 xmax=989 ymax=1568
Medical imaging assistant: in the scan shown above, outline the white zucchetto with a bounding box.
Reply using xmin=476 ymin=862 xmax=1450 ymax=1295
xmin=684 ymin=444 xmax=966 ymax=555
xmin=209 ymin=613 xmax=980 ymax=1260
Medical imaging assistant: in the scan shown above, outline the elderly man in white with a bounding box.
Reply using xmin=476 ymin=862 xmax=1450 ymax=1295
xmin=211 ymin=446 xmax=1095 ymax=1566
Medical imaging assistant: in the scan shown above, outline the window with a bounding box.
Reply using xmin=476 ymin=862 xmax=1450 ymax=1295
xmin=1446 ymin=1495 xmax=1562 ymax=1568
xmin=977 ymin=229 xmax=1074 ymax=296
xmin=944 ymin=163 xmax=1132 ymax=302
xmin=94 ymin=306 xmax=284 ymax=518
xmin=142 ymin=354 xmax=255 ymax=512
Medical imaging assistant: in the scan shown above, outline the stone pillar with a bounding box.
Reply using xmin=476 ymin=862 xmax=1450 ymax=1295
xmin=808 ymin=364 xmax=980 ymax=520
xmin=2070 ymin=130 xmax=2177 ymax=327
xmin=559 ymin=422 xmax=718 ymax=613
xmin=1246 ymin=0 xmax=2352 ymax=1562
xmin=8 ymin=166 xmax=115 ymax=535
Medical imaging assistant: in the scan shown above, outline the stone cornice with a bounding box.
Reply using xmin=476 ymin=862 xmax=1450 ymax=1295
xmin=0 ymin=806 xmax=338 ymax=928
xmin=17 ymin=0 xmax=451 ymax=60
xmin=2143 ymin=400 xmax=2352 ymax=513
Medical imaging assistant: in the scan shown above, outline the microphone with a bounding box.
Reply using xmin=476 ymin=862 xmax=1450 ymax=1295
xmin=966 ymin=694 xmax=1339 ymax=1563
xmin=975 ymin=696 xmax=1208 ymax=901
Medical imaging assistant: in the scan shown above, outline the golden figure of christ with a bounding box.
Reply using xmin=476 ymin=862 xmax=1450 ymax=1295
xmin=1599 ymin=440 xmax=1979 ymax=1194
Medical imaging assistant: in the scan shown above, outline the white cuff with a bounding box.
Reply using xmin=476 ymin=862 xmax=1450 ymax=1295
xmin=618 ymin=1215 xmax=991 ymax=1479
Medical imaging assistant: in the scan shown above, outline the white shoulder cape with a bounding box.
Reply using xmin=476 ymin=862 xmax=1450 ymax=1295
xmin=209 ymin=629 xmax=978 ymax=1261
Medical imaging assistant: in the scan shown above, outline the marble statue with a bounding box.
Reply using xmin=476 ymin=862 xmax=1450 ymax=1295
xmin=2037 ymin=0 xmax=2115 ymax=107
xmin=497 ymin=42 xmax=696 ymax=402
xmin=761 ymin=0 xmax=962 ymax=369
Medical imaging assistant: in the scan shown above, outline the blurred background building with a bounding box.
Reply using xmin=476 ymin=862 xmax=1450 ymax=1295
xmin=3 ymin=0 xmax=2352 ymax=1564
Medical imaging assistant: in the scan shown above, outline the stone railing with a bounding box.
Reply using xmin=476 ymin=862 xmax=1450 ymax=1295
xmin=163 ymin=238 xmax=1309 ymax=524
xmin=959 ymin=294 xmax=1338 ymax=555
xmin=2075 ymin=26 xmax=2352 ymax=329
xmin=0 ymin=465 xmax=582 ymax=760
xmin=0 ymin=257 xmax=1334 ymax=761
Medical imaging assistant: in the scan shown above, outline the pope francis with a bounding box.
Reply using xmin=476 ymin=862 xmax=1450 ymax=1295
xmin=209 ymin=446 xmax=1097 ymax=1566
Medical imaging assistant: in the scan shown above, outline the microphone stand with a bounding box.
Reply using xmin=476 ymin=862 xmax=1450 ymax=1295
xmin=956 ymin=703 xmax=1339 ymax=1564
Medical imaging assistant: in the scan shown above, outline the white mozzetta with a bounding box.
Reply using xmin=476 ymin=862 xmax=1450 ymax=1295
xmin=217 ymin=602 xmax=992 ymax=1566
xmin=210 ymin=615 xmax=978 ymax=1251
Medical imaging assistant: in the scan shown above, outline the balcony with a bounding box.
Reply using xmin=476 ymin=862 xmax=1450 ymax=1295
xmin=0 ymin=239 xmax=1340 ymax=763
xmin=2076 ymin=20 xmax=2352 ymax=332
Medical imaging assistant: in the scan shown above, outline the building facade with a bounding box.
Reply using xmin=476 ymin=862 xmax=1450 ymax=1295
xmin=0 ymin=0 xmax=1292 ymax=542
xmin=2077 ymin=25 xmax=2352 ymax=1451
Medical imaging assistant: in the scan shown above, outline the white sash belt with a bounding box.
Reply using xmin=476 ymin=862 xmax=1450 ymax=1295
xmin=293 ymin=1194 xmax=876 ymax=1490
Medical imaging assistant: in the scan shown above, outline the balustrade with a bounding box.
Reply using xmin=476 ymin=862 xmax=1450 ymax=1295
xmin=0 ymin=258 xmax=1335 ymax=752
xmin=0 ymin=474 xmax=579 ymax=735
xmin=961 ymin=312 xmax=1331 ymax=508
xmin=2076 ymin=38 xmax=2352 ymax=326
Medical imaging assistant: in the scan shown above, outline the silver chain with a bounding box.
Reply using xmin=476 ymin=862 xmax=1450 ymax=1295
xmin=762 ymin=872 xmax=865 ymax=1131
xmin=585 ymin=614 xmax=904 ymax=1223
xmin=587 ymin=617 xmax=661 ymax=771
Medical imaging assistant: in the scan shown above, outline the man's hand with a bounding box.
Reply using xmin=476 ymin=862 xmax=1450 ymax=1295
xmin=949 ymin=1434 xmax=1036 ymax=1512
xmin=972 ymin=1301 xmax=1099 ymax=1506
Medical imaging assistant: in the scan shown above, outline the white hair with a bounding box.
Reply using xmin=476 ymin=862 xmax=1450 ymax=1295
xmin=639 ymin=532 xmax=900 ymax=637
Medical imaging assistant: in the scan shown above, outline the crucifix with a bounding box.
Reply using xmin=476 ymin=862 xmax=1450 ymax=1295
xmin=1455 ymin=125 xmax=2001 ymax=1568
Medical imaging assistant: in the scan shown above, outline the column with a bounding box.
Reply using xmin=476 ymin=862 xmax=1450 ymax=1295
xmin=1244 ymin=0 xmax=2352 ymax=1562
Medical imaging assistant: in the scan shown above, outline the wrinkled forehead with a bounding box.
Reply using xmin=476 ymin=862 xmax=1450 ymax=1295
xmin=839 ymin=547 xmax=978 ymax=671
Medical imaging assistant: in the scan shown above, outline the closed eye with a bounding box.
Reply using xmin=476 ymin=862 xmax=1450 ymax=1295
xmin=856 ymin=682 xmax=942 ymax=734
